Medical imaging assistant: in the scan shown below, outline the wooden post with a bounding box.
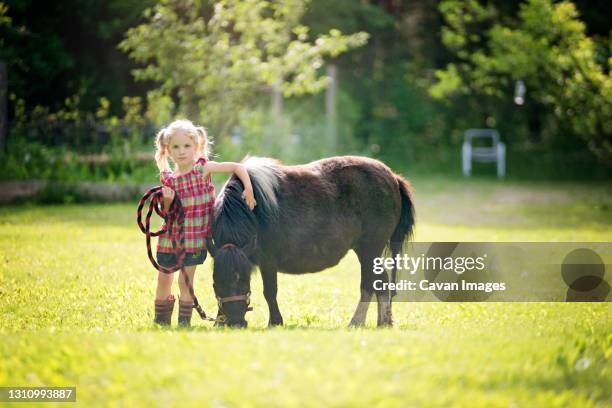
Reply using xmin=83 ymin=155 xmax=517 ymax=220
xmin=264 ymin=81 xmax=284 ymax=153
xmin=326 ymin=64 xmax=337 ymax=153
xmin=0 ymin=61 xmax=7 ymax=152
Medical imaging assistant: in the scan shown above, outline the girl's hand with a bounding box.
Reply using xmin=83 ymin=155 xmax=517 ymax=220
xmin=242 ymin=188 xmax=257 ymax=210
xmin=160 ymin=187 xmax=175 ymax=215
xmin=162 ymin=186 xmax=175 ymax=201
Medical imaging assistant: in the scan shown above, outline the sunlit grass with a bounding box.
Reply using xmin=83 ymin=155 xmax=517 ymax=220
xmin=0 ymin=177 xmax=611 ymax=406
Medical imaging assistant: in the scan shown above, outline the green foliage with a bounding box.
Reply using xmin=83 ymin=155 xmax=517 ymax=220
xmin=0 ymin=2 xmax=11 ymax=34
xmin=0 ymin=0 xmax=154 ymax=114
xmin=35 ymin=182 xmax=85 ymax=205
xmin=0 ymin=134 xmax=159 ymax=184
xmin=2 ymin=138 xmax=82 ymax=182
xmin=119 ymin=0 xmax=368 ymax=135
xmin=2 ymin=0 xmax=611 ymax=181
xmin=431 ymin=0 xmax=612 ymax=161
xmin=0 ymin=92 xmax=161 ymax=183
xmin=212 ymin=89 xmax=364 ymax=165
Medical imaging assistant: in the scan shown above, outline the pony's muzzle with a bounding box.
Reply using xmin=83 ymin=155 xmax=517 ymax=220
xmin=228 ymin=319 xmax=248 ymax=328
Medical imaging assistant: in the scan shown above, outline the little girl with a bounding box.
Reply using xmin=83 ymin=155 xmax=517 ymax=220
xmin=152 ymin=119 xmax=256 ymax=327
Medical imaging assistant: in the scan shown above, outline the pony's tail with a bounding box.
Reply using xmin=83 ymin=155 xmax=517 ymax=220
xmin=391 ymin=174 xmax=415 ymax=244
xmin=386 ymin=175 xmax=415 ymax=297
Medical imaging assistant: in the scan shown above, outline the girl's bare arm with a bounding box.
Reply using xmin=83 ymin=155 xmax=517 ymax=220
xmin=203 ymin=161 xmax=257 ymax=209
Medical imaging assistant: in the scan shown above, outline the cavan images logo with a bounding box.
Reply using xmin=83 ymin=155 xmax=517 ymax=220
xmin=370 ymin=243 xmax=611 ymax=302
xmin=420 ymin=242 xmax=501 ymax=301
xmin=372 ymin=243 xmax=505 ymax=301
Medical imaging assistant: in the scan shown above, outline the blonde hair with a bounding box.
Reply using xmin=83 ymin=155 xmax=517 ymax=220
xmin=154 ymin=119 xmax=210 ymax=172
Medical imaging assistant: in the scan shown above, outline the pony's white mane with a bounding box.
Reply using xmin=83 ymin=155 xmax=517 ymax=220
xmin=243 ymin=156 xmax=281 ymax=212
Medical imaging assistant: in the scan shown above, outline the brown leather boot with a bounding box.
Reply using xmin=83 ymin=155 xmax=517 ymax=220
xmin=178 ymin=300 xmax=194 ymax=327
xmin=154 ymin=294 xmax=175 ymax=326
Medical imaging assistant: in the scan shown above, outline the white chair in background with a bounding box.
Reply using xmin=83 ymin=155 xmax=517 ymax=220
xmin=462 ymin=128 xmax=506 ymax=178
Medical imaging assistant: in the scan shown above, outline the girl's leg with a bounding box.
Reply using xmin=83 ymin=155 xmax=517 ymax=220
xmin=156 ymin=271 xmax=174 ymax=300
xmin=154 ymin=271 xmax=175 ymax=326
xmin=178 ymin=265 xmax=197 ymax=327
xmin=178 ymin=265 xmax=197 ymax=302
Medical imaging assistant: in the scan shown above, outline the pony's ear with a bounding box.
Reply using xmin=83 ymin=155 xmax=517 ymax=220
xmin=206 ymin=237 xmax=217 ymax=258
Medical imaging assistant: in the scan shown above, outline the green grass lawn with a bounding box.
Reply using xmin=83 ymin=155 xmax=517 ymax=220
xmin=1 ymin=177 xmax=611 ymax=407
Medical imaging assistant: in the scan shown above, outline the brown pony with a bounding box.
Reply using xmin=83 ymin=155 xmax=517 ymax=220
xmin=207 ymin=156 xmax=415 ymax=327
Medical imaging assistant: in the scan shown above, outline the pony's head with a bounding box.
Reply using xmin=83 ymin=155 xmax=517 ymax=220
xmin=208 ymin=157 xmax=281 ymax=327
xmin=210 ymin=243 xmax=255 ymax=328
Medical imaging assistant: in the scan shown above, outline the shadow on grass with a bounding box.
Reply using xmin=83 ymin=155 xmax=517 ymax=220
xmin=136 ymin=323 xmax=400 ymax=333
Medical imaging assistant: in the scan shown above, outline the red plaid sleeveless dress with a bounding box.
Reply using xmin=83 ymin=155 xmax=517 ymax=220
xmin=157 ymin=157 xmax=215 ymax=254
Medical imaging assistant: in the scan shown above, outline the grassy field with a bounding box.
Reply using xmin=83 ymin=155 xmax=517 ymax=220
xmin=1 ymin=177 xmax=611 ymax=407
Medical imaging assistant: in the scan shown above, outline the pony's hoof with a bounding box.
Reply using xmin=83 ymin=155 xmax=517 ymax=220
xmin=376 ymin=317 xmax=394 ymax=327
xmin=348 ymin=320 xmax=365 ymax=328
xmin=268 ymin=319 xmax=283 ymax=327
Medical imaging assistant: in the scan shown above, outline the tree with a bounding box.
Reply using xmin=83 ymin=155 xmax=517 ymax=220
xmin=430 ymin=0 xmax=612 ymax=161
xmin=0 ymin=0 xmax=152 ymax=115
xmin=119 ymin=0 xmax=368 ymax=135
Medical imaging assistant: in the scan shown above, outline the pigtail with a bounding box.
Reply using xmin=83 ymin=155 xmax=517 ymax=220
xmin=154 ymin=128 xmax=171 ymax=172
xmin=195 ymin=126 xmax=210 ymax=159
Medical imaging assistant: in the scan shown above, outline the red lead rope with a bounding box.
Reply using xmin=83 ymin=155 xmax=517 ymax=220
xmin=137 ymin=186 xmax=214 ymax=321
